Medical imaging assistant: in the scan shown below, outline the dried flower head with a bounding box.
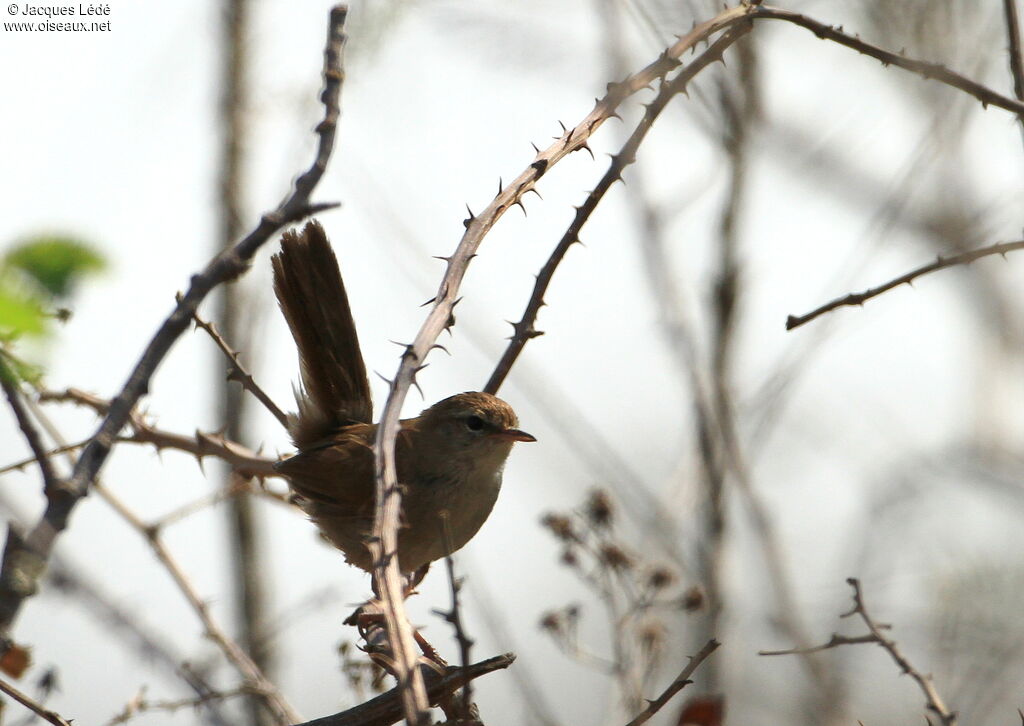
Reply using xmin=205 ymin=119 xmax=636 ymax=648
xmin=681 ymin=585 xmax=705 ymax=612
xmin=648 ymin=566 xmax=675 ymax=590
xmin=598 ymin=543 xmax=634 ymax=571
xmin=539 ymin=611 xmax=562 ymax=632
xmin=638 ymin=620 xmax=666 ymax=654
xmin=540 ymin=513 xmax=576 ymax=541
xmin=585 ymin=489 xmax=613 ymax=527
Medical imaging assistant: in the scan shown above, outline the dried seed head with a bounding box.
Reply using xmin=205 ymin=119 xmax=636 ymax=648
xmin=598 ymin=543 xmax=633 ymax=571
xmin=681 ymin=585 xmax=705 ymax=612
xmin=541 ymin=513 xmax=576 ymax=541
xmin=586 ymin=489 xmax=613 ymax=527
xmin=648 ymin=566 xmax=675 ymax=590
xmin=539 ymin=611 xmax=561 ymax=632
xmin=639 ymin=620 xmax=666 ymax=653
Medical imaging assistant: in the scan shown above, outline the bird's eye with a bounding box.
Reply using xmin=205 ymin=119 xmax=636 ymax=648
xmin=465 ymin=415 xmax=485 ymax=432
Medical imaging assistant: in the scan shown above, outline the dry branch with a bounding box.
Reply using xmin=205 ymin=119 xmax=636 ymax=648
xmin=37 ymin=388 xmax=279 ymax=478
xmin=752 ymin=5 xmax=1024 ymax=117
xmin=190 ymin=307 xmax=289 ymax=428
xmin=760 ymin=578 xmax=956 ymax=725
xmin=786 ymin=240 xmax=1024 ymax=329
xmin=0 ymin=673 xmax=73 ymax=726
xmin=621 ymin=639 xmax=720 ymax=726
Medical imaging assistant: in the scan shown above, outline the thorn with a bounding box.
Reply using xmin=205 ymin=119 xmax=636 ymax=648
xmin=374 ymin=371 xmax=394 ymax=389
xmin=465 ymin=203 xmax=475 ymax=220
xmin=421 ymin=297 xmax=437 ymax=307
xmin=433 ymin=255 xmax=451 ymax=263
xmin=579 ymin=142 xmax=594 ymax=160
xmin=557 ymin=120 xmax=567 ymax=134
xmin=531 ymin=142 xmax=540 ymax=154
xmin=514 ymin=199 xmax=527 ymax=217
xmin=497 ymin=177 xmax=503 ymax=194
xmin=527 ymin=188 xmax=543 ymax=200
xmin=430 ymin=343 xmax=451 ymax=356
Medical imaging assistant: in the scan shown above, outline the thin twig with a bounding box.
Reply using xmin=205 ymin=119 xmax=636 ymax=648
xmin=106 ymin=685 xmax=256 ymax=726
xmin=0 ymin=5 xmax=347 ymax=640
xmin=95 ymin=483 xmax=300 ymax=725
xmin=621 ymin=639 xmax=720 ymax=726
xmin=0 ymin=439 xmax=89 ymax=477
xmin=786 ymin=239 xmax=1024 ymax=329
xmin=190 ymin=307 xmax=289 ymax=427
xmin=751 ymin=5 xmax=1024 ymax=117
xmin=434 ymin=517 xmax=475 ymax=720
xmin=484 ymin=23 xmax=752 ymax=395
xmin=370 ymin=6 xmax=759 ymax=722
xmin=0 ymin=372 xmax=62 ymax=497
xmin=0 ymin=673 xmax=73 ymax=726
xmin=759 ymin=578 xmax=956 ymax=725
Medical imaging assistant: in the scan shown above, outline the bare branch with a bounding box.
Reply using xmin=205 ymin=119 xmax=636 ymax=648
xmin=786 ymin=240 xmax=1024 ymax=330
xmin=0 ymin=672 xmax=73 ymax=726
xmin=621 ymin=639 xmax=720 ymax=726
xmin=190 ymin=306 xmax=289 ymax=428
xmin=760 ymin=578 xmax=956 ymax=726
xmin=37 ymin=388 xmax=280 ymax=478
xmin=0 ymin=5 xmax=349 ymax=641
xmin=752 ymin=5 xmax=1024 ymax=117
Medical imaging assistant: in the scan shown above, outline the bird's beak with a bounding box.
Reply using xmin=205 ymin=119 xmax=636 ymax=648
xmin=490 ymin=428 xmax=536 ymax=443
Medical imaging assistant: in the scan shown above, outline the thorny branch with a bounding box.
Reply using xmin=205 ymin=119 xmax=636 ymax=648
xmin=759 ymin=578 xmax=956 ymax=726
xmin=621 ymin=639 xmax=720 ymax=726
xmin=36 ymin=388 xmax=279 ymax=479
xmin=189 ymin=306 xmax=289 ymax=428
xmin=369 ymin=5 xmax=759 ymax=723
xmin=484 ymin=22 xmax=754 ymax=396
xmin=786 ymin=239 xmax=1024 ymax=329
xmin=0 ymin=5 xmax=348 ymax=645
xmin=751 ymin=5 xmax=1024 ymax=117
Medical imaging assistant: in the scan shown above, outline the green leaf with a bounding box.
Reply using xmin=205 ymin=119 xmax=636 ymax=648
xmin=0 ymin=289 xmax=46 ymax=336
xmin=0 ymin=348 xmax=42 ymax=386
xmin=5 ymin=236 xmax=105 ymax=298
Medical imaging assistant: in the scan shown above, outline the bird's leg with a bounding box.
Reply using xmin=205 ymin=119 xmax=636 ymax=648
xmin=404 ymin=563 xmax=431 ymax=598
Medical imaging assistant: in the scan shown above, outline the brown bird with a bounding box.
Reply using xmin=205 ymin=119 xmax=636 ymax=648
xmin=272 ymin=221 xmax=534 ymax=575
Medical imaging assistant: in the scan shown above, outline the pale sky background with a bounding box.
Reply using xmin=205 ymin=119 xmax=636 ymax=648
xmin=2 ymin=1 xmax=1024 ymax=724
